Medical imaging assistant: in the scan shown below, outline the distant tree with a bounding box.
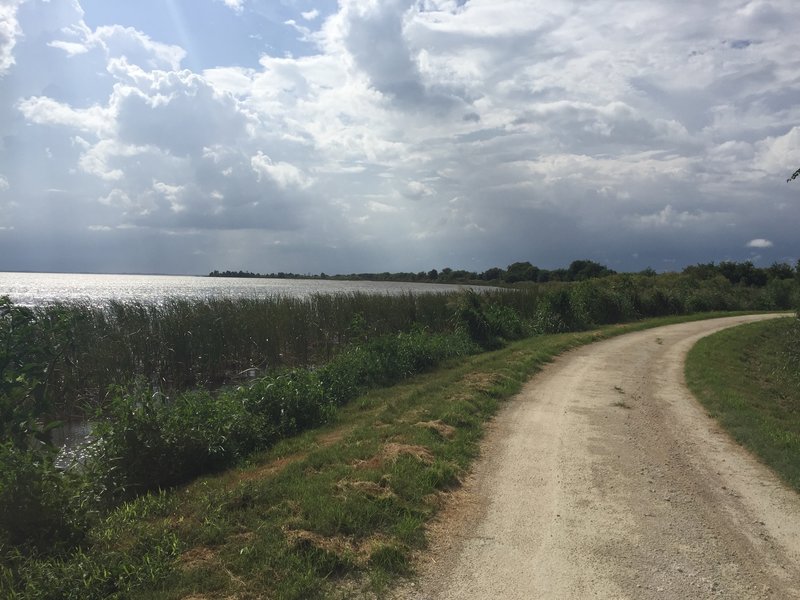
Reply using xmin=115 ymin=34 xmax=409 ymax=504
xmin=450 ymin=269 xmax=474 ymax=281
xmin=504 ymin=261 xmax=538 ymax=283
xmin=682 ymin=262 xmax=718 ymax=280
xmin=566 ymin=260 xmax=615 ymax=281
xmin=480 ymin=267 xmax=505 ymax=281
xmin=683 ymin=261 xmax=775 ymax=287
xmin=766 ymin=262 xmax=794 ymax=281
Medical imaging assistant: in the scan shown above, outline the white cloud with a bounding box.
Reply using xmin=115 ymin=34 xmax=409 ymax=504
xmin=0 ymin=175 xmax=8 ymax=191
xmin=98 ymin=188 xmax=132 ymax=207
xmin=0 ymin=0 xmax=24 ymax=75
xmin=47 ymin=39 xmax=89 ymax=56
xmin=301 ymin=9 xmax=320 ymax=21
xmin=49 ymin=20 xmax=185 ymax=71
xmin=217 ymin=0 xmax=244 ymax=14
xmin=367 ymin=200 xmax=399 ymax=213
xmin=747 ymin=238 xmax=773 ymax=248
xmin=251 ymin=152 xmax=311 ymax=189
xmin=753 ymin=127 xmax=800 ymax=178
xmin=403 ymin=180 xmax=433 ymax=199
xmin=17 ymin=96 xmax=112 ymax=134
xmin=79 ymin=140 xmax=151 ymax=181
xmin=153 ymin=180 xmax=186 ymax=213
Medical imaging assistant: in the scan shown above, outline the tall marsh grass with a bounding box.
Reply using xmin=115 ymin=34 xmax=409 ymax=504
xmin=32 ymin=292 xmax=459 ymax=414
xmin=5 ymin=274 xmax=797 ymax=418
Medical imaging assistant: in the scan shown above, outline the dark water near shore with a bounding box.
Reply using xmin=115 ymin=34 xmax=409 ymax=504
xmin=50 ymin=420 xmax=94 ymax=470
xmin=0 ymin=272 xmax=486 ymax=307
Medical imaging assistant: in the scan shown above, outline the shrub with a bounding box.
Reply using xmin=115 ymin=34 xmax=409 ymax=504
xmin=239 ymin=370 xmax=330 ymax=441
xmin=90 ymin=386 xmax=256 ymax=497
xmin=85 ymin=330 xmax=477 ymax=496
xmin=0 ymin=443 xmax=89 ymax=553
xmin=761 ymin=278 xmax=797 ymax=310
xmin=454 ymin=292 xmax=526 ymax=348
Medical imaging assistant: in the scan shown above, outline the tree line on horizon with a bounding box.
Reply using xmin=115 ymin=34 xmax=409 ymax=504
xmin=209 ymin=258 xmax=800 ymax=287
xmin=209 ymin=260 xmax=617 ymax=284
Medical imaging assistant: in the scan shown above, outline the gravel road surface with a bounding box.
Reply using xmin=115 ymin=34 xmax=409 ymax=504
xmin=397 ymin=314 xmax=800 ymax=599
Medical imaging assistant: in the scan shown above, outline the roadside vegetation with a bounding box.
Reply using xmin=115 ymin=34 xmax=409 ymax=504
xmin=1 ymin=260 xmax=799 ymax=598
xmin=3 ymin=313 xmax=742 ymax=599
xmin=686 ymin=315 xmax=800 ymax=491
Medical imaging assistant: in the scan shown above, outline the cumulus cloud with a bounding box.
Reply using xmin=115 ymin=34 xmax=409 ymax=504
xmin=251 ymin=152 xmax=312 ymax=189
xmin=747 ymin=238 xmax=774 ymax=248
xmin=339 ymin=0 xmax=463 ymax=112
xmin=49 ymin=21 xmax=185 ymax=71
xmin=217 ymin=0 xmax=244 ymax=14
xmin=4 ymin=0 xmax=800 ymax=274
xmin=0 ymin=0 xmax=25 ymax=76
xmin=17 ymin=96 xmax=112 ymax=134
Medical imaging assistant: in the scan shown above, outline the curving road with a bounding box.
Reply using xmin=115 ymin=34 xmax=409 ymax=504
xmin=398 ymin=314 xmax=800 ymax=599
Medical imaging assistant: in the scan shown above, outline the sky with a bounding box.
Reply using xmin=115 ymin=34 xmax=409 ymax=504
xmin=0 ymin=0 xmax=798 ymax=276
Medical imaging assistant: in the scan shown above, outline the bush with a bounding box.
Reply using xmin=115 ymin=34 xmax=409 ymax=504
xmin=85 ymin=330 xmax=477 ymax=496
xmin=90 ymin=386 xmax=257 ymax=497
xmin=762 ymin=278 xmax=797 ymax=310
xmin=239 ymin=370 xmax=330 ymax=441
xmin=454 ymin=292 xmax=526 ymax=348
xmin=0 ymin=444 xmax=89 ymax=553
xmin=532 ymin=288 xmax=585 ymax=333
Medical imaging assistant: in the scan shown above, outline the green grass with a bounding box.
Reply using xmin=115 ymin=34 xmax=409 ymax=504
xmin=686 ymin=316 xmax=800 ymax=491
xmin=2 ymin=312 xmax=758 ymax=600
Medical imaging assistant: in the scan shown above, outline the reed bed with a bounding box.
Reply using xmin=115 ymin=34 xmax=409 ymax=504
xmin=5 ymin=274 xmax=796 ymax=417
xmin=34 ymin=292 xmax=461 ymax=413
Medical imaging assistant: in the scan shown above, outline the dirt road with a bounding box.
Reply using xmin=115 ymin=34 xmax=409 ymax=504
xmin=398 ymin=314 xmax=800 ymax=599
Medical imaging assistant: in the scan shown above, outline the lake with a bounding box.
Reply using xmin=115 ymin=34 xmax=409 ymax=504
xmin=0 ymin=272 xmax=488 ymax=306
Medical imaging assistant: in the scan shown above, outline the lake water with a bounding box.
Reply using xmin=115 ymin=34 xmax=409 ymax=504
xmin=0 ymin=272 xmax=487 ymax=306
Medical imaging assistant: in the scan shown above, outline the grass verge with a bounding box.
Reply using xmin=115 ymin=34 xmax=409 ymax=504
xmin=686 ymin=315 xmax=800 ymax=492
xmin=5 ymin=312 xmax=760 ymax=599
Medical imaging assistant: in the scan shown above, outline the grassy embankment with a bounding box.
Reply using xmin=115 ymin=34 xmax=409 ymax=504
xmin=686 ymin=315 xmax=800 ymax=491
xmin=4 ymin=312 xmax=757 ymax=600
